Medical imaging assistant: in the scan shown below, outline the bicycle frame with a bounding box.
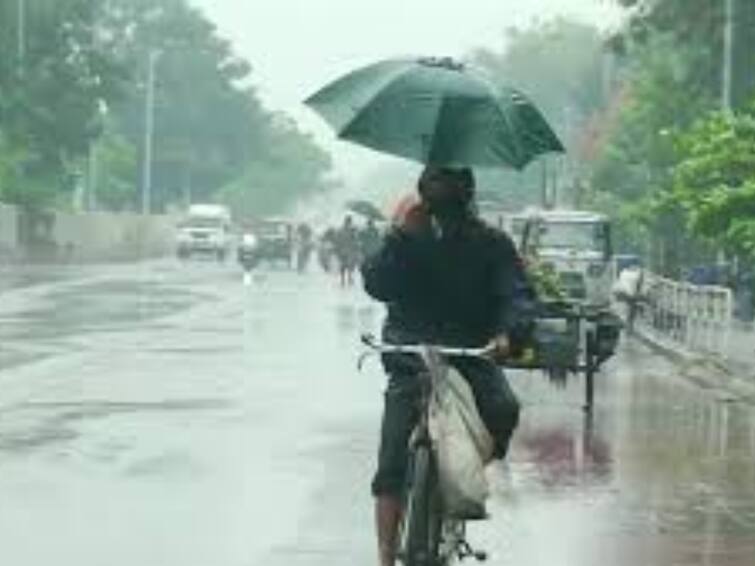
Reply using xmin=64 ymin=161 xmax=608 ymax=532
xmin=362 ymin=335 xmax=488 ymax=565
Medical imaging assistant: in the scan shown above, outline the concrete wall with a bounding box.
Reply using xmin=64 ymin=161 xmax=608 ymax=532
xmin=0 ymin=202 xmax=177 ymax=262
xmin=0 ymin=203 xmax=19 ymax=255
xmin=52 ymin=210 xmax=177 ymax=261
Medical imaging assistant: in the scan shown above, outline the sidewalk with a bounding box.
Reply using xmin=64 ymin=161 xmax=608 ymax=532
xmin=726 ymin=320 xmax=755 ymax=370
xmin=635 ymin=321 xmax=755 ymax=403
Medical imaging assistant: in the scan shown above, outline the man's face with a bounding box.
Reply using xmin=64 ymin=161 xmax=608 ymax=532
xmin=420 ymin=171 xmax=467 ymax=218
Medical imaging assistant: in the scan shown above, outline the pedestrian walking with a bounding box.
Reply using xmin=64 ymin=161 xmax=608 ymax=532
xmin=336 ymin=216 xmax=360 ymax=286
xmin=359 ymin=218 xmax=382 ymax=261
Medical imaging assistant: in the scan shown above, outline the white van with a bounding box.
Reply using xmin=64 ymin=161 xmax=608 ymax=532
xmin=176 ymin=204 xmax=233 ymax=261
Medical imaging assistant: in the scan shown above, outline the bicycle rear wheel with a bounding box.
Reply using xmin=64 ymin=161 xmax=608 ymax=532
xmin=402 ymin=444 xmax=442 ymax=566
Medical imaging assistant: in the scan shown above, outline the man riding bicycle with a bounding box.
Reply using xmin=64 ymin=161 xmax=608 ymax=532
xmin=361 ymin=166 xmax=526 ymax=566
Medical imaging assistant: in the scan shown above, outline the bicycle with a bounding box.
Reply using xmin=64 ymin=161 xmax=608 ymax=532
xmin=360 ymin=334 xmax=490 ymax=566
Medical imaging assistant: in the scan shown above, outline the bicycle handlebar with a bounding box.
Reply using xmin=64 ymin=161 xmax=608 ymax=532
xmin=360 ymin=333 xmax=490 ymax=358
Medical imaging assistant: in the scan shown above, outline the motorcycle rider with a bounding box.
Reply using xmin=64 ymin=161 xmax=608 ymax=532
xmin=361 ymin=166 xmax=525 ymax=566
xmin=237 ymin=225 xmax=261 ymax=273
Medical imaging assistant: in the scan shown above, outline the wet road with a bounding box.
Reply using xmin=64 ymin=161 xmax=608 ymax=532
xmin=0 ymin=261 xmax=753 ymax=566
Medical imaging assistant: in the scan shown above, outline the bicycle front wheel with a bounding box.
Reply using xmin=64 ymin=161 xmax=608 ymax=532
xmin=402 ymin=444 xmax=442 ymax=566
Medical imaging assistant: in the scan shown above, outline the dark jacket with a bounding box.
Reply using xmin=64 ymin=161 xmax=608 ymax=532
xmin=361 ymin=218 xmax=530 ymax=350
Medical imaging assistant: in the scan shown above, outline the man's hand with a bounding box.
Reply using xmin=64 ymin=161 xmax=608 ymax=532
xmin=391 ymin=194 xmax=430 ymax=236
xmin=485 ymin=333 xmax=511 ymax=362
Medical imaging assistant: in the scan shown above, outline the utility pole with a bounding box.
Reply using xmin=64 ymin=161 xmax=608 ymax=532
xmin=551 ymin=156 xmax=562 ymax=208
xmin=142 ymin=51 xmax=159 ymax=215
xmin=717 ymin=0 xmax=736 ymax=267
xmin=722 ymin=0 xmax=735 ymax=111
xmin=17 ymin=0 xmax=26 ymax=76
xmin=87 ymin=143 xmax=98 ymax=212
xmin=184 ymin=163 xmax=193 ymax=208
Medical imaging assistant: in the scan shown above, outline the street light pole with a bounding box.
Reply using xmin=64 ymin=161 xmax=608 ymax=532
xmin=540 ymin=159 xmax=548 ymax=209
xmin=717 ymin=0 xmax=736 ymax=267
xmin=723 ymin=0 xmax=735 ymax=111
xmin=142 ymin=50 xmax=159 ymax=215
xmin=88 ymin=142 xmax=98 ymax=212
xmin=17 ymin=0 xmax=26 ymax=76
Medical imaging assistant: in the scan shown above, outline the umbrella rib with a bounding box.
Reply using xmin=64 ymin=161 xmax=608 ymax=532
xmin=426 ymin=95 xmax=449 ymax=164
xmin=305 ymin=59 xmax=411 ymax=129
xmin=486 ymin=81 xmax=563 ymax=168
xmin=336 ymin=64 xmax=416 ymax=139
xmin=484 ymin=83 xmax=527 ymax=169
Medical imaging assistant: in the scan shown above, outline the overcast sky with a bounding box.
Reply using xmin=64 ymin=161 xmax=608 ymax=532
xmin=189 ymin=0 xmax=623 ymax=186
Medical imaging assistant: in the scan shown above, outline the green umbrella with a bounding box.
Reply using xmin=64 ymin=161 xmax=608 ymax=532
xmin=305 ymin=57 xmax=564 ymax=170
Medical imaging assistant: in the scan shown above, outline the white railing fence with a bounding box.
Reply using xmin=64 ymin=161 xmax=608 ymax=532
xmin=635 ymin=271 xmax=737 ymax=360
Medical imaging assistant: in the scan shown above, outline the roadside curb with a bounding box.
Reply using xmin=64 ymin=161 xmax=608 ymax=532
xmin=634 ymin=328 xmax=755 ymax=404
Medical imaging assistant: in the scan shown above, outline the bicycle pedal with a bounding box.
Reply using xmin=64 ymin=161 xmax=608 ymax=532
xmin=457 ymin=541 xmax=488 ymax=563
xmin=458 ymin=549 xmax=488 ymax=563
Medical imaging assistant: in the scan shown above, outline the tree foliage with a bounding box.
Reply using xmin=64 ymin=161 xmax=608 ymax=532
xmin=616 ymin=0 xmax=755 ymax=108
xmin=587 ymin=34 xmax=712 ymax=262
xmin=0 ymin=0 xmax=127 ymax=206
xmin=583 ymin=1 xmax=734 ymax=271
xmin=474 ymin=19 xmax=607 ymax=131
xmin=0 ymin=0 xmax=334 ymax=214
xmin=616 ymin=0 xmax=724 ymax=93
xmin=672 ymin=110 xmax=755 ymax=257
xmin=91 ymin=125 xmax=139 ymax=212
xmin=584 ymin=0 xmax=755 ymax=273
xmin=471 ymin=18 xmax=609 ymax=208
xmin=220 ymin=116 xmax=334 ymax=218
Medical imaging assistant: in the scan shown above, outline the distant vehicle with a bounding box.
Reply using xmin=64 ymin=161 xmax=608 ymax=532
xmin=176 ymin=204 xmax=233 ymax=261
xmin=520 ymin=209 xmax=613 ymax=306
xmin=237 ymin=232 xmax=261 ymax=273
xmin=255 ymin=217 xmax=293 ymax=266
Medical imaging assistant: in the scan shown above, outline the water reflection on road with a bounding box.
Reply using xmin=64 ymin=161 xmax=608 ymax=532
xmin=0 ymin=260 xmax=752 ymax=566
xmin=476 ymin=343 xmax=755 ymax=566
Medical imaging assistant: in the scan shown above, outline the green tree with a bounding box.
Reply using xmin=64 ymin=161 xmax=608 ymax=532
xmin=99 ymin=0 xmax=258 ymax=209
xmin=0 ymin=132 xmax=26 ymax=201
xmin=92 ymin=127 xmax=139 ymax=212
xmin=616 ymin=0 xmax=724 ymax=93
xmin=585 ymin=26 xmax=719 ymax=271
xmin=220 ymin=116 xmax=334 ymax=218
xmin=0 ymin=0 xmax=127 ymax=208
xmin=471 ymin=18 xmax=608 ymax=208
xmin=617 ymin=0 xmax=755 ymax=108
xmin=673 ymin=109 xmax=755 ymax=257
xmin=474 ymin=19 xmax=608 ymax=133
xmin=100 ymin=0 xmax=333 ymax=213
xmin=0 ymin=0 xmax=334 ymax=215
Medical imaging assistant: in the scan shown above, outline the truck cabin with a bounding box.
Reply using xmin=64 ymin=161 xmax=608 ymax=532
xmin=521 ymin=211 xmax=612 ymax=261
xmin=521 ymin=210 xmax=613 ymax=305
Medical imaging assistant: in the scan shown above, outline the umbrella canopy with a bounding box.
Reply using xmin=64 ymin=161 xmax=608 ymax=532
xmin=346 ymin=200 xmax=386 ymax=221
xmin=305 ymin=57 xmax=564 ymax=170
